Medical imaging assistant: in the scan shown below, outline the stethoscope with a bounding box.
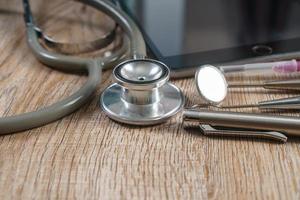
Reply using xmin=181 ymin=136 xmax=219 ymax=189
xmin=0 ymin=0 xmax=184 ymax=134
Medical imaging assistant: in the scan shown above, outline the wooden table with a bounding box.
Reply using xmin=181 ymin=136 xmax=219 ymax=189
xmin=0 ymin=0 xmax=300 ymax=199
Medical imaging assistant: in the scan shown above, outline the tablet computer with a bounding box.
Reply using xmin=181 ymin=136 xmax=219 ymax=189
xmin=119 ymin=0 xmax=300 ymax=77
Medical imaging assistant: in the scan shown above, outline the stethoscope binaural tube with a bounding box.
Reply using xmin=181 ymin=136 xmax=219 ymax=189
xmin=82 ymin=0 xmax=147 ymax=58
xmin=0 ymin=0 xmax=145 ymax=134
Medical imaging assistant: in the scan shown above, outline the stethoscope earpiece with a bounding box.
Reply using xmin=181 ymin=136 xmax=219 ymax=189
xmin=100 ymin=59 xmax=185 ymax=125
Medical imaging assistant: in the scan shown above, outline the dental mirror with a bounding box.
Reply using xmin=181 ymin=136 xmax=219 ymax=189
xmin=195 ymin=65 xmax=228 ymax=105
xmin=195 ymin=64 xmax=300 ymax=110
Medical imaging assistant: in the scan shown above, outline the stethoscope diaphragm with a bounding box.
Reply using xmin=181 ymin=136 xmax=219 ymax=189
xmin=100 ymin=59 xmax=185 ymax=125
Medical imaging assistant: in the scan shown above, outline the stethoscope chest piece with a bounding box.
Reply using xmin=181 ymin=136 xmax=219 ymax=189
xmin=100 ymin=59 xmax=185 ymax=125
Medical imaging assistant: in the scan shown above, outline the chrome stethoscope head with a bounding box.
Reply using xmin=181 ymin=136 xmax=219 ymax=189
xmin=100 ymin=58 xmax=185 ymax=125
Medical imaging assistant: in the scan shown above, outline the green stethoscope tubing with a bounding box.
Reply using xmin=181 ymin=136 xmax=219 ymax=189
xmin=0 ymin=0 xmax=147 ymax=134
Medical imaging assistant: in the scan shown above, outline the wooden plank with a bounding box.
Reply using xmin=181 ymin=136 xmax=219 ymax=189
xmin=0 ymin=0 xmax=299 ymax=199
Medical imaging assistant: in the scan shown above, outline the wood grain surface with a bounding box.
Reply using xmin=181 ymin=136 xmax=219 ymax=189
xmin=0 ymin=0 xmax=300 ymax=199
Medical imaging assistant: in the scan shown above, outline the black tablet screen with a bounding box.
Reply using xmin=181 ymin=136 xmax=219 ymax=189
xmin=121 ymin=0 xmax=300 ymax=57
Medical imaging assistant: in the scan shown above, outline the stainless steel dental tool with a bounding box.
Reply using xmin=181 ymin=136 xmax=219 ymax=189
xmin=183 ymin=109 xmax=300 ymax=142
xmin=195 ymin=64 xmax=300 ymax=109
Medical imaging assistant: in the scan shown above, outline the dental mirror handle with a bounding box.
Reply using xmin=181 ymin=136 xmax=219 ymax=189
xmin=229 ymin=79 xmax=300 ymax=90
xmin=263 ymin=79 xmax=300 ymax=90
xmin=183 ymin=109 xmax=300 ymax=137
xmin=219 ymin=96 xmax=300 ymax=110
xmin=258 ymin=96 xmax=300 ymax=109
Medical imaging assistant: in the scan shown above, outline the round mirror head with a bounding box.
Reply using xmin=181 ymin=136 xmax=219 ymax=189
xmin=195 ymin=65 xmax=228 ymax=104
